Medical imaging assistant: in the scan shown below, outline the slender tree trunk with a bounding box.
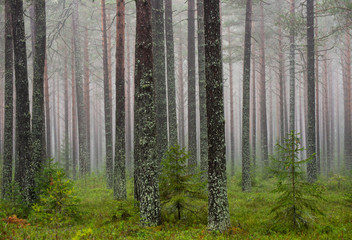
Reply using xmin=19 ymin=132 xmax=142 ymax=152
xmin=228 ymin=31 xmax=235 ymax=176
xmin=188 ymin=0 xmax=197 ymax=170
xmin=306 ymin=0 xmax=317 ymax=182
xmin=73 ymin=0 xmax=89 ymax=176
xmin=242 ymin=0 xmax=252 ymax=192
xmin=204 ymin=0 xmax=230 ymax=231
xmin=197 ymin=0 xmax=208 ymax=180
xmin=64 ymin=50 xmax=69 ymax=174
xmin=315 ymin=13 xmax=320 ymax=174
xmin=44 ymin=52 xmax=51 ymax=158
xmin=259 ymin=2 xmax=268 ymax=165
xmin=101 ymin=0 xmax=113 ymax=187
xmin=56 ymin=78 xmax=61 ymax=164
xmin=165 ymin=0 xmax=177 ymax=146
xmin=178 ymin=39 xmax=185 ymax=148
xmin=125 ymin=25 xmax=132 ymax=174
xmin=2 ymin=0 xmax=13 ymax=199
xmin=114 ymin=0 xmax=126 ymax=200
xmin=134 ymin=0 xmax=161 ymax=226
xmin=71 ymin=34 xmax=78 ymax=179
xmin=289 ymin=0 xmax=296 ymax=132
xmin=343 ymin=32 xmax=351 ymax=172
xmin=278 ymin=21 xmax=285 ymax=143
xmin=251 ymin=38 xmax=256 ymax=167
xmin=83 ymin=26 xmax=91 ymax=175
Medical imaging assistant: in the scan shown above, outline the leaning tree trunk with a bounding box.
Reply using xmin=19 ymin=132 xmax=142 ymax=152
xmin=165 ymin=0 xmax=177 ymax=146
xmin=242 ymin=0 xmax=252 ymax=192
xmin=306 ymin=0 xmax=317 ymax=182
xmin=204 ymin=0 xmax=230 ymax=232
xmin=188 ymin=0 xmax=197 ymax=171
xmin=114 ymin=0 xmax=126 ymax=200
xmin=101 ymin=0 xmax=113 ymax=188
xmin=134 ymin=0 xmax=161 ymax=226
xmin=11 ymin=0 xmax=32 ymax=202
xmin=2 ymin=0 xmax=14 ymax=200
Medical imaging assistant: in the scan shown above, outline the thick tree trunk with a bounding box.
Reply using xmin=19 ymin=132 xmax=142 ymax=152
xmin=188 ymin=0 xmax=197 ymax=170
xmin=114 ymin=0 xmax=126 ymax=200
xmin=101 ymin=0 xmax=113 ymax=187
xmin=165 ymin=0 xmax=177 ymax=146
xmin=242 ymin=0 xmax=252 ymax=192
xmin=306 ymin=0 xmax=317 ymax=182
xmin=2 ymin=0 xmax=13 ymax=199
xmin=204 ymin=0 xmax=230 ymax=232
xmin=11 ymin=0 xmax=32 ymax=201
xmin=134 ymin=0 xmax=161 ymax=226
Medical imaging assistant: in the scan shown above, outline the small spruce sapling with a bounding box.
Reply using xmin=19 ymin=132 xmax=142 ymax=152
xmin=270 ymin=131 xmax=324 ymax=231
xmin=159 ymin=145 xmax=206 ymax=221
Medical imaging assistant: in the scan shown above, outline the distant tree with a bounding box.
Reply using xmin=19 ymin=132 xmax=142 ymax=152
xmin=242 ymin=0 xmax=252 ymax=192
xmin=11 ymin=0 xmax=32 ymax=201
xmin=165 ymin=0 xmax=178 ymax=146
xmin=204 ymin=0 xmax=231 ymax=232
xmin=188 ymin=0 xmax=197 ymax=171
xmin=306 ymin=0 xmax=317 ymax=182
xmin=289 ymin=0 xmax=296 ymax=132
xmin=134 ymin=0 xmax=161 ymax=226
xmin=114 ymin=0 xmax=126 ymax=200
xmin=2 ymin=0 xmax=14 ymax=200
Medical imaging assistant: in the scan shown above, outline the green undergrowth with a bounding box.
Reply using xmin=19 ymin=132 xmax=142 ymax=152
xmin=1 ymin=173 xmax=351 ymax=239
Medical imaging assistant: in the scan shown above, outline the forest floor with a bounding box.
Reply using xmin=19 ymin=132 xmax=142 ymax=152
xmin=1 ymin=173 xmax=351 ymax=240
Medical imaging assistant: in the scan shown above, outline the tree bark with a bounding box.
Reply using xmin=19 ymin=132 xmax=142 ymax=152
xmin=242 ymin=0 xmax=252 ymax=192
xmin=343 ymin=32 xmax=351 ymax=172
xmin=134 ymin=0 xmax=161 ymax=226
xmin=114 ymin=0 xmax=126 ymax=200
xmin=2 ymin=0 xmax=13 ymax=199
xmin=204 ymin=0 xmax=230 ymax=232
xmin=306 ymin=0 xmax=317 ymax=182
xmin=165 ymin=0 xmax=177 ymax=146
xmin=11 ymin=0 xmax=31 ymax=201
xmin=188 ymin=0 xmax=197 ymax=170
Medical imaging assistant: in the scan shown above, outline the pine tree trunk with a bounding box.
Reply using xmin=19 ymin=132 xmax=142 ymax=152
xmin=289 ymin=0 xmax=295 ymax=132
xmin=204 ymin=0 xmax=230 ymax=231
xmin=242 ymin=0 xmax=252 ymax=192
xmin=315 ymin=13 xmax=320 ymax=174
xmin=114 ymin=0 xmax=126 ymax=200
xmin=259 ymin=2 xmax=268 ymax=166
xmin=64 ymin=50 xmax=69 ymax=175
xmin=44 ymin=53 xmax=51 ymax=158
xmin=228 ymin=31 xmax=235 ymax=177
xmin=197 ymin=0 xmax=208 ymax=180
xmin=178 ymin=39 xmax=185 ymax=148
xmin=278 ymin=21 xmax=285 ymax=143
xmin=2 ymin=0 xmax=13 ymax=199
xmin=343 ymin=32 xmax=351 ymax=172
xmin=135 ymin=0 xmax=161 ymax=226
xmin=251 ymin=39 xmax=256 ymax=167
xmin=71 ymin=34 xmax=78 ymax=179
xmin=165 ymin=0 xmax=177 ymax=146
xmin=11 ymin=0 xmax=32 ymax=201
xmin=73 ymin=0 xmax=89 ymax=176
xmin=83 ymin=26 xmax=91 ymax=175
xmin=306 ymin=0 xmax=317 ymax=182
xmin=188 ymin=0 xmax=197 ymax=170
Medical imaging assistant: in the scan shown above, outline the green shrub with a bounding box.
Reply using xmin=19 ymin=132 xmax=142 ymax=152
xmin=270 ymin=131 xmax=324 ymax=231
xmin=31 ymin=166 xmax=80 ymax=227
xmin=159 ymin=145 xmax=207 ymax=222
xmin=0 ymin=182 xmax=29 ymax=218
